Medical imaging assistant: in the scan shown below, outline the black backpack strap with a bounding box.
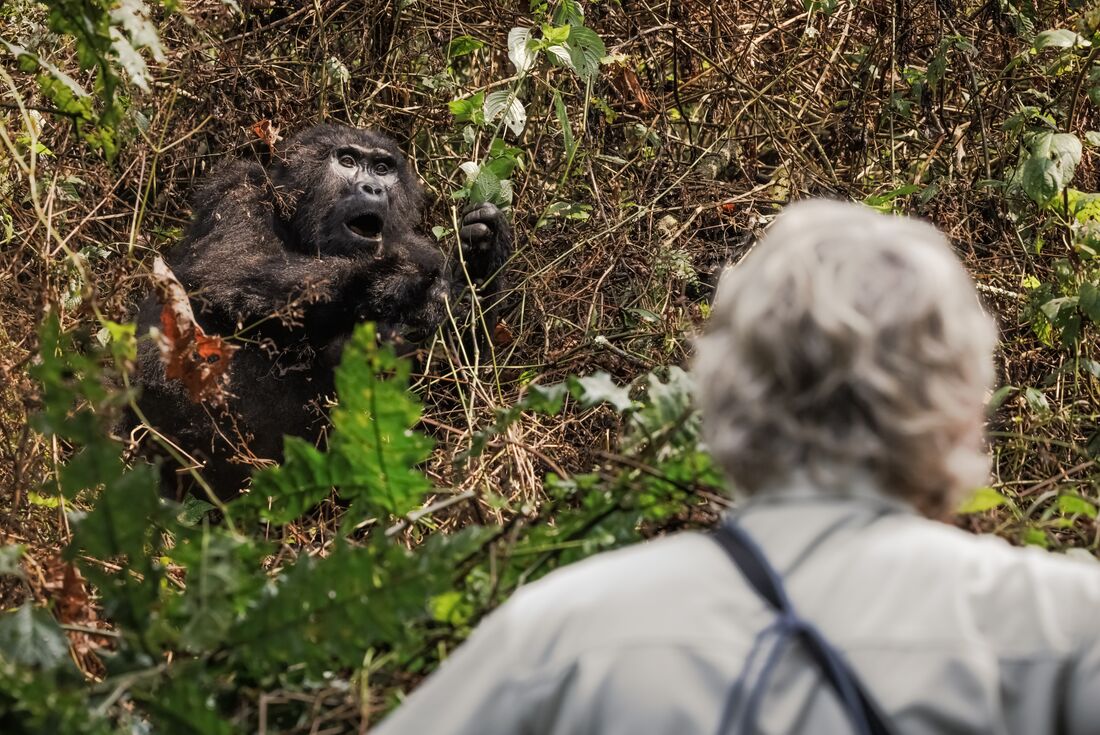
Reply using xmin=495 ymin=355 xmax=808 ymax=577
xmin=711 ymin=522 xmax=896 ymax=735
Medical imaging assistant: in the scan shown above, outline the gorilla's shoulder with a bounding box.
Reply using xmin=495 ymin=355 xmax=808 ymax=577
xmin=190 ymin=160 xmax=270 ymax=217
xmin=180 ymin=160 xmax=273 ymax=246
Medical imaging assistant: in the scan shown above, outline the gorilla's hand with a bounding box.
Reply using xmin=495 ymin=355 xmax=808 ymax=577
xmin=459 ymin=202 xmax=511 ymax=284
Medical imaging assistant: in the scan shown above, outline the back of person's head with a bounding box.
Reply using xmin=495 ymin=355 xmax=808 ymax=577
xmin=695 ymin=199 xmax=997 ymax=517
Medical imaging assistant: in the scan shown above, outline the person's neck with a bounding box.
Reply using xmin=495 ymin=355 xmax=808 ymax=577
xmin=740 ymin=467 xmax=918 ymax=515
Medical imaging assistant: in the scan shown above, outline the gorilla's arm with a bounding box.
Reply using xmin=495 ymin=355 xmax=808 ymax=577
xmin=433 ymin=202 xmax=513 ymax=353
xmin=454 ymin=202 xmax=513 ymax=315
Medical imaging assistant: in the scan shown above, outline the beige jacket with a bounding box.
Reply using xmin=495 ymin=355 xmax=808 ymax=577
xmin=373 ymin=487 xmax=1100 ymax=734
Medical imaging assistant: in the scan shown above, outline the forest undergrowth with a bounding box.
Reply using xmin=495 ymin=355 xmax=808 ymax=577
xmin=2 ymin=0 xmax=1100 ymax=731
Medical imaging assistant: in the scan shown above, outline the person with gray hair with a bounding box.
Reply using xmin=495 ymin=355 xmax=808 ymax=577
xmin=372 ymin=199 xmax=1100 ymax=734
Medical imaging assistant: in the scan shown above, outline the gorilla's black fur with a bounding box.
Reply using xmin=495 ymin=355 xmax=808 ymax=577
xmin=131 ymin=124 xmax=512 ymax=500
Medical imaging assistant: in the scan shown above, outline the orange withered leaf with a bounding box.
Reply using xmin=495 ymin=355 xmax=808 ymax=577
xmin=251 ymin=119 xmax=283 ymax=152
xmin=493 ymin=319 xmax=515 ymax=347
xmin=151 ymin=257 xmax=238 ymax=406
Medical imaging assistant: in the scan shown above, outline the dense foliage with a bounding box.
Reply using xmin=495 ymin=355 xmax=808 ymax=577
xmin=3 ymin=0 xmax=1100 ymax=731
xmin=1 ymin=313 xmax=716 ymax=731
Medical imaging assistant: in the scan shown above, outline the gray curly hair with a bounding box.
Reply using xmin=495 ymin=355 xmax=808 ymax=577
xmin=695 ymin=199 xmax=997 ymax=517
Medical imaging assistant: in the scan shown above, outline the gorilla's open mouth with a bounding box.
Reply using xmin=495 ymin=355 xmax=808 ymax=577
xmin=346 ymin=213 xmax=384 ymax=241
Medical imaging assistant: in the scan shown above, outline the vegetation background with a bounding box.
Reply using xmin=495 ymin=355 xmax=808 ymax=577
xmin=2 ymin=0 xmax=1100 ymax=731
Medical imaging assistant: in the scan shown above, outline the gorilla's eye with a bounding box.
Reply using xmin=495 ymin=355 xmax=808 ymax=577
xmin=338 ymin=153 xmax=357 ymax=168
xmin=373 ymin=161 xmax=391 ymax=176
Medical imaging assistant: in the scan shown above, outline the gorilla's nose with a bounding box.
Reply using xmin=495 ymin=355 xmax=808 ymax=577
xmin=360 ymin=181 xmax=386 ymax=199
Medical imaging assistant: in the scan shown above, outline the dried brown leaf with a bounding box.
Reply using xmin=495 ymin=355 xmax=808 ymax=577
xmin=251 ymin=119 xmax=283 ymax=152
xmin=151 ymin=257 xmax=238 ymax=406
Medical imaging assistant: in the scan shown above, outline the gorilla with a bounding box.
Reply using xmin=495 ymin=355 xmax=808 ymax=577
xmin=130 ymin=124 xmax=512 ymax=501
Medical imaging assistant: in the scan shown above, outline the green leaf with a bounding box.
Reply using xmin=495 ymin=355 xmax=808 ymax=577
xmin=926 ymin=39 xmax=949 ymax=86
xmin=986 ymin=385 xmax=1017 ymax=413
xmin=566 ymin=25 xmax=606 ymax=80
xmin=134 ymin=673 xmax=234 ymax=735
xmin=71 ymin=464 xmax=169 ymax=632
xmin=250 ymin=437 xmax=339 ymax=524
xmin=112 ymin=0 xmax=167 ymax=59
xmin=488 ymin=136 xmax=520 ymax=159
xmin=30 ymin=313 xmax=113 ymax=446
xmin=1057 ymin=494 xmax=1098 ymax=518
xmin=0 ymin=545 xmax=24 ymax=578
xmin=1047 ymin=132 xmax=1083 ymax=168
xmin=523 ymin=382 xmax=569 ymax=414
xmin=863 ymin=184 xmax=921 ymax=211
xmin=627 ymin=307 xmax=661 ymax=324
xmin=957 ymin=486 xmax=1008 ymax=513
xmin=0 ymin=605 xmax=70 ymax=670
xmin=508 ymin=27 xmax=537 ymax=74
xmin=1002 ymin=105 xmax=1046 ymax=134
xmin=1039 ymin=295 xmax=1079 ymax=320
xmin=171 ymin=532 xmax=266 ymax=652
xmin=1022 ymin=155 xmax=1060 ymax=204
xmin=1079 ymin=281 xmax=1100 ymax=325
xmin=59 ymin=443 xmax=123 ymax=499
xmin=227 ymin=539 xmax=448 ymax=677
xmin=111 ymin=33 xmax=151 ymax=92
xmin=1022 ymin=527 xmax=1049 ymax=548
xmin=542 ymin=24 xmax=571 ymax=44
xmin=1033 ymin=28 xmax=1089 ymax=50
xmin=571 ymin=373 xmax=634 ymax=413
xmin=176 ymin=496 xmax=216 ymax=526
xmin=536 ymin=201 xmax=591 ymax=228
xmin=1021 ymin=132 xmax=1082 ymax=204
xmin=1063 ymin=188 xmax=1100 ymax=222
xmin=429 ymin=590 xmax=472 ymax=626
xmin=330 ymin=325 xmax=435 ymax=522
xmin=1072 ymin=358 xmax=1100 ymax=379
xmin=470 ymin=166 xmax=503 ymax=205
xmin=449 ymin=91 xmax=486 ymax=125
xmin=1023 ymin=386 xmax=1052 ymax=416
xmin=449 ymin=97 xmax=472 ymax=117
xmin=1040 ymin=295 xmax=1081 ymax=345
xmin=553 ymin=90 xmax=575 ymax=159
xmin=624 ymin=368 xmax=698 ymax=454
xmin=483 ymin=90 xmax=526 ymax=136
xmin=74 ymin=464 xmax=164 ymax=562
xmin=459 ymin=160 xmax=481 ymax=180
xmin=101 ymin=319 xmax=136 ymax=364
xmin=446 ymin=35 xmax=484 ymax=59
xmin=485 ymin=155 xmax=519 ymax=180
xmin=546 ymin=43 xmax=574 ymax=68
xmin=551 ymin=0 xmax=585 ymax=25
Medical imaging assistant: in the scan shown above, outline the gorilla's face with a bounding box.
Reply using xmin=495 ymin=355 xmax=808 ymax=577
xmin=324 ymin=144 xmax=400 ymax=256
xmin=272 ymin=126 xmax=426 ymax=259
